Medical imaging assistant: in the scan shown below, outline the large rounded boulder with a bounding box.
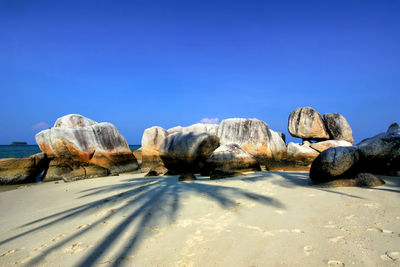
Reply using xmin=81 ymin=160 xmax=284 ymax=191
xmin=216 ymin=118 xmax=287 ymax=165
xmin=0 ymin=153 xmax=50 ymax=184
xmin=35 ymin=114 xmax=138 ymax=181
xmin=141 ymin=126 xmax=169 ymax=172
xmin=356 ymin=122 xmax=400 ymax=175
xmin=288 ymin=107 xmax=330 ymax=140
xmin=309 ymin=146 xmax=360 ymax=183
xmin=202 ymin=143 xmax=261 ymax=176
xmin=160 ymin=132 xmax=220 ymax=173
xmin=323 ymin=113 xmax=354 ymax=143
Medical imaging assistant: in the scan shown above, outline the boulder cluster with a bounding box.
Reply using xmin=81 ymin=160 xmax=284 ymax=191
xmin=138 ymin=108 xmax=358 ymax=178
xmin=0 ymin=111 xmax=397 ymax=186
xmin=286 ymin=107 xmax=354 ymax=166
xmin=310 ymin=123 xmax=400 ymax=185
xmin=140 ymin=118 xmax=288 ymax=178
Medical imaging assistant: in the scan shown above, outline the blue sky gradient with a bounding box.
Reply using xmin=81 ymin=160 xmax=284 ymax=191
xmin=1 ymin=0 xmax=399 ymax=144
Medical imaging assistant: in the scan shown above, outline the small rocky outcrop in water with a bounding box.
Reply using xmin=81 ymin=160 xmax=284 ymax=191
xmin=0 ymin=153 xmax=50 ymax=184
xmin=35 ymin=114 xmax=138 ymax=181
xmin=202 ymin=143 xmax=261 ymax=176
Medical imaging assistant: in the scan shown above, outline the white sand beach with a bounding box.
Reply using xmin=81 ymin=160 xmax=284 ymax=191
xmin=0 ymin=171 xmax=399 ymax=266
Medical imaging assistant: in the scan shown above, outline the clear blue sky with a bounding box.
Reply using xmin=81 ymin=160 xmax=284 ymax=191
xmin=1 ymin=0 xmax=399 ymax=145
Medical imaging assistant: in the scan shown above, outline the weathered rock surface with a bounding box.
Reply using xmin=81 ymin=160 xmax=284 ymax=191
xmin=288 ymin=107 xmax=329 ymax=140
xmin=160 ymin=132 xmax=220 ymax=173
xmin=216 ymin=118 xmax=287 ymax=164
xmin=357 ymin=123 xmax=400 ymax=175
xmin=141 ymin=126 xmax=168 ymax=172
xmin=0 ymin=153 xmax=50 ymax=184
xmin=323 ymin=113 xmax=354 ymax=143
xmin=309 ymin=146 xmax=360 ymax=183
xmin=35 ymin=114 xmax=138 ymax=181
xmin=202 ymin=144 xmax=261 ymax=176
xmin=133 ymin=148 xmax=142 ymax=166
xmin=168 ymin=123 xmax=218 ymax=136
xmin=310 ymin=140 xmax=352 ymax=153
xmin=54 ymin=114 xmax=97 ymax=128
xmin=286 ymin=142 xmax=320 ymax=165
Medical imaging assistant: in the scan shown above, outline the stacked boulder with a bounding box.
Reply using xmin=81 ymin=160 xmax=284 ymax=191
xmin=35 ymin=114 xmax=138 ymax=181
xmin=140 ymin=118 xmax=287 ymax=177
xmin=310 ymin=122 xmax=400 ymax=186
xmin=286 ymin=107 xmax=353 ymax=167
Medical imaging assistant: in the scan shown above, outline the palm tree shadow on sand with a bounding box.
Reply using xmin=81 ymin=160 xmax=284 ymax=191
xmin=1 ymin=174 xmax=285 ymax=266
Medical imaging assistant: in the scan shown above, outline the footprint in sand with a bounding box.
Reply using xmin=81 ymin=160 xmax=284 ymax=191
xmin=65 ymin=242 xmax=83 ymax=254
xmin=34 ymin=244 xmax=48 ymax=251
xmin=324 ymin=221 xmax=337 ymax=229
xmin=76 ymin=223 xmax=91 ymax=230
xmin=1 ymin=249 xmax=17 ymax=257
xmin=275 ymin=210 xmax=286 ymax=215
xmin=329 ymin=236 xmax=345 ymax=243
xmin=15 ymin=257 xmax=31 ymax=264
xmin=345 ymin=214 xmax=356 ymax=220
xmin=363 ymin=203 xmax=380 ymax=208
xmin=328 ymin=260 xmax=345 ymax=266
xmin=279 ymin=229 xmax=303 ymax=233
xmin=367 ymin=227 xmax=393 ymax=234
xmin=381 ymin=251 xmax=400 ymax=262
xmin=52 ymin=234 xmax=66 ymax=241
xmin=303 ymin=245 xmax=313 ymax=256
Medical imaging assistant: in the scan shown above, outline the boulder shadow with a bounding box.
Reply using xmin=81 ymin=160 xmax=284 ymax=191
xmin=2 ymin=175 xmax=284 ymax=266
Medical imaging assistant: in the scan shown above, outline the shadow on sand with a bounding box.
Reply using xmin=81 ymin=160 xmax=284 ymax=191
xmin=1 ymin=173 xmax=285 ymax=266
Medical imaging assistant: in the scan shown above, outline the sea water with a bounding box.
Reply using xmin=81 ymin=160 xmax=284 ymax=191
xmin=0 ymin=145 xmax=140 ymax=159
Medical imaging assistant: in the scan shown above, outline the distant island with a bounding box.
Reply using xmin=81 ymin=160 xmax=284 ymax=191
xmin=10 ymin=141 xmax=27 ymax=145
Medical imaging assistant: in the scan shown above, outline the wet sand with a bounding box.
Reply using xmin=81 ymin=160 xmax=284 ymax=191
xmin=0 ymin=171 xmax=399 ymax=266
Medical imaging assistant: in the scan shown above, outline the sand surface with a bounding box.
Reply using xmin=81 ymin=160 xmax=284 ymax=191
xmin=0 ymin=171 xmax=399 ymax=267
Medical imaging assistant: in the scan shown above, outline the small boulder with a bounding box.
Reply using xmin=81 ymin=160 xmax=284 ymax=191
xmin=286 ymin=142 xmax=320 ymax=164
xmin=178 ymin=173 xmax=197 ymax=181
xmin=133 ymin=148 xmax=142 ymax=166
xmin=309 ymin=146 xmax=360 ymax=183
xmin=310 ymin=140 xmax=352 ymax=153
xmin=145 ymin=165 xmax=168 ymax=177
xmin=323 ymin=113 xmax=354 ymax=143
xmin=0 ymin=153 xmax=50 ymax=184
xmin=288 ymin=107 xmax=329 ymax=140
xmin=203 ymin=143 xmax=261 ymax=176
xmin=210 ymin=170 xmax=244 ymax=180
